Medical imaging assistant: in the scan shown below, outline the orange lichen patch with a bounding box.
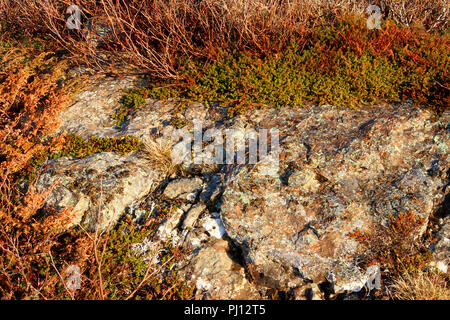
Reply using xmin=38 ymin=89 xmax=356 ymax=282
xmin=348 ymin=211 xmax=432 ymax=277
xmin=348 ymin=211 xmax=425 ymax=245
xmin=348 ymin=228 xmax=371 ymax=245
xmin=388 ymin=210 xmax=425 ymax=237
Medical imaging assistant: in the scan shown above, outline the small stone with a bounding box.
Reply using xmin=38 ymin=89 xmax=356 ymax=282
xmin=365 ymin=265 xmax=381 ymax=291
xmin=199 ymin=175 xmax=222 ymax=204
xmin=182 ymin=203 xmax=207 ymax=230
xmin=202 ymin=216 xmax=226 ymax=239
xmin=157 ymin=208 xmax=184 ymax=242
xmin=431 ymin=215 xmax=450 ymax=274
xmin=163 ymin=178 xmax=204 ymax=202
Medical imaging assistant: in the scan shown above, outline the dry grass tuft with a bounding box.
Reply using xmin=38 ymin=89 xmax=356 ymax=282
xmin=390 ymin=272 xmax=450 ymax=300
xmin=142 ymin=137 xmax=178 ymax=177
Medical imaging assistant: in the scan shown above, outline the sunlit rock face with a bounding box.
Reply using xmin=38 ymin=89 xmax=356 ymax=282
xmin=220 ymin=105 xmax=448 ymax=292
xmin=38 ymin=73 xmax=449 ymax=297
xmin=36 ymin=152 xmax=162 ymax=231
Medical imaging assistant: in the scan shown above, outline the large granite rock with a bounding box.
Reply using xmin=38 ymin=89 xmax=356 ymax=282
xmin=43 ymin=73 xmax=449 ymax=297
xmin=36 ymin=152 xmax=162 ymax=230
xmin=220 ymin=105 xmax=448 ymax=292
xmin=54 ymin=76 xmax=145 ymax=138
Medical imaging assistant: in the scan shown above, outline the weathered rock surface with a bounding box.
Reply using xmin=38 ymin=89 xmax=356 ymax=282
xmin=183 ymin=239 xmax=260 ymax=299
xmin=42 ymin=74 xmax=449 ymax=299
xmin=182 ymin=203 xmax=207 ymax=230
xmin=55 ymin=76 xmax=146 ymax=138
xmin=36 ymin=152 xmax=162 ymax=230
xmin=163 ymin=178 xmax=204 ymax=202
xmin=220 ymin=105 xmax=448 ymax=292
xmin=431 ymin=215 xmax=450 ymax=273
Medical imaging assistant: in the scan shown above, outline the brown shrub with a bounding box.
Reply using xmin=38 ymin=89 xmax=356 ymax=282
xmin=0 ymin=46 xmax=194 ymax=300
xmin=381 ymin=0 xmax=449 ymax=31
xmin=349 ymin=211 xmax=433 ymax=278
xmin=389 ymin=272 xmax=450 ymax=300
xmin=0 ymin=46 xmax=76 ymax=299
xmin=0 ymin=48 xmax=73 ymax=177
xmin=1 ymin=1 xmax=447 ymax=79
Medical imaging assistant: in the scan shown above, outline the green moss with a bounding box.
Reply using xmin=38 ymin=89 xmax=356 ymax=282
xmin=50 ymin=134 xmax=144 ymax=160
xmin=113 ymin=88 xmax=151 ymax=128
xmin=47 ymin=213 xmax=194 ymax=300
xmin=0 ymin=40 xmax=13 ymax=48
xmin=146 ymin=18 xmax=449 ymax=117
xmin=169 ymin=116 xmax=190 ymax=129
xmin=148 ymin=83 xmax=184 ymax=101
xmin=99 ymin=204 xmax=195 ymax=299
xmin=100 ymin=217 xmax=151 ymax=298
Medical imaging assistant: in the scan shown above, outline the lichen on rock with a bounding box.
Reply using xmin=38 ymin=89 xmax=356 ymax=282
xmin=220 ymin=105 xmax=449 ymax=293
xmin=36 ymin=151 xmax=162 ymax=231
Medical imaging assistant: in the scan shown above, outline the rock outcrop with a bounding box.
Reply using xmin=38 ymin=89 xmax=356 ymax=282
xmin=432 ymin=214 xmax=450 ymax=273
xmin=35 ymin=75 xmax=449 ymax=298
xmin=36 ymin=152 xmax=162 ymax=230
xmin=220 ymin=105 xmax=448 ymax=292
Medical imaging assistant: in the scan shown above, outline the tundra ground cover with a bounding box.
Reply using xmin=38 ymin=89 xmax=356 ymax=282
xmin=0 ymin=1 xmax=448 ymax=300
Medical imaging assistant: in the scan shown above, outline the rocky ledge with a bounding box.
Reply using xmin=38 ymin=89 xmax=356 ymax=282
xmin=36 ymin=76 xmax=449 ymax=299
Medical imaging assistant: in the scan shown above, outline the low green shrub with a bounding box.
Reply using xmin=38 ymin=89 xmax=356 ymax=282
xmin=147 ymin=18 xmax=449 ymax=117
xmin=49 ymin=134 xmax=144 ymax=160
xmin=113 ymin=88 xmax=151 ymax=128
